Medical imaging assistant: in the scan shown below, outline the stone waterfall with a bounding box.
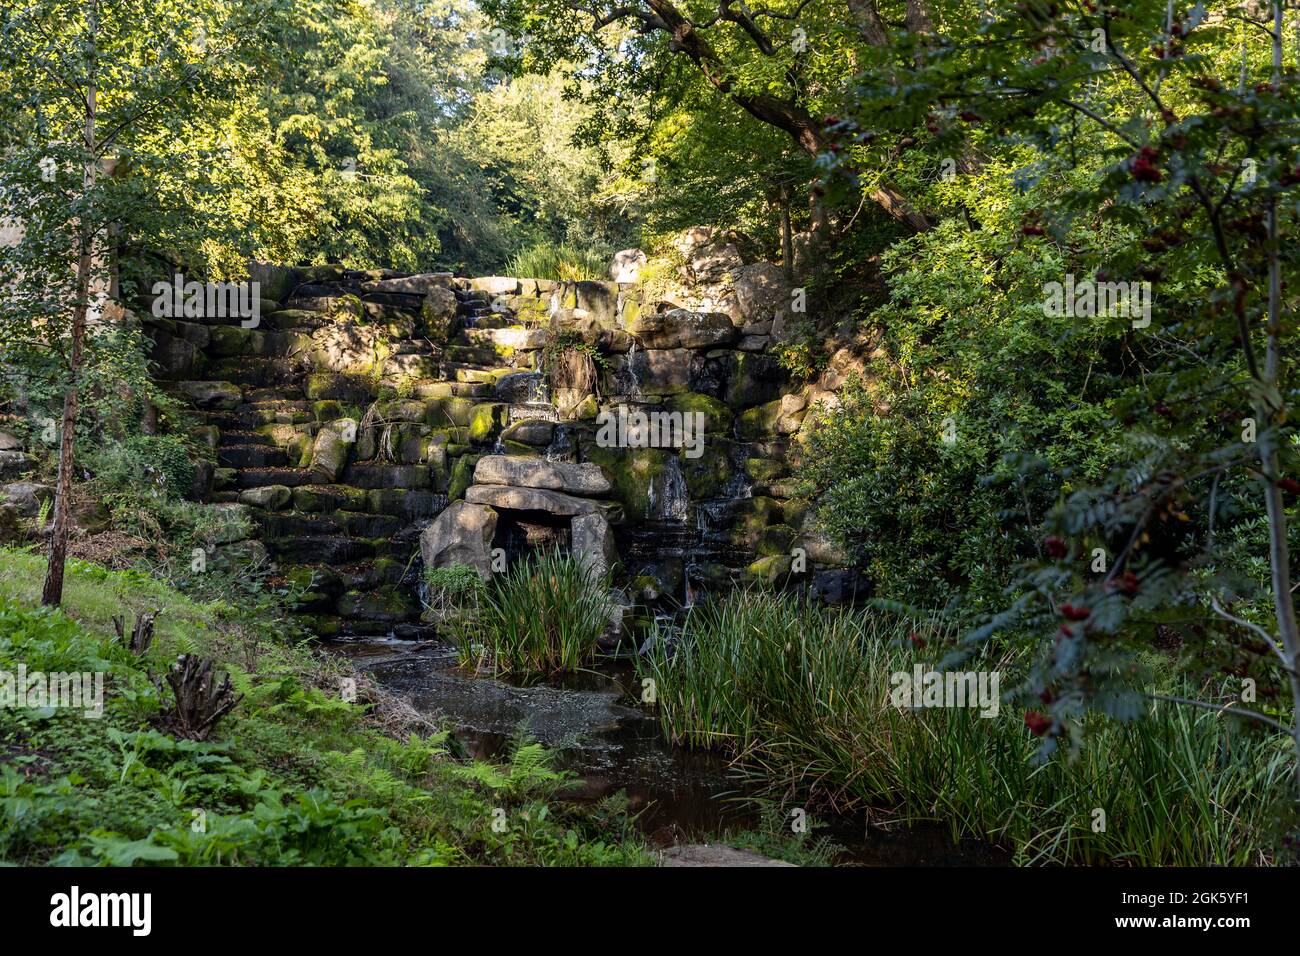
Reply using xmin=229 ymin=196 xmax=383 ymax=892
xmin=146 ymin=242 xmax=853 ymax=640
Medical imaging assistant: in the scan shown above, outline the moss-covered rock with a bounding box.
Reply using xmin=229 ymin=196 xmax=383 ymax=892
xmin=306 ymin=372 xmax=376 ymax=403
xmin=238 ymin=484 xmax=292 ymax=510
xmin=754 ymin=523 xmax=796 ymax=556
xmin=312 ymin=400 xmax=344 ymax=422
xmin=682 ymin=441 xmax=734 ymax=499
xmin=293 ymin=484 xmax=368 ymax=512
xmin=467 ymin=402 xmax=507 ymax=443
xmin=665 ymin=392 xmax=733 ymax=434
xmin=429 ymin=396 xmax=476 ymax=428
xmin=725 ymin=352 xmax=784 ymax=410
xmin=448 ymin=453 xmax=482 ymax=501
xmin=583 ymin=445 xmax=668 ymax=524
xmin=745 ymin=457 xmax=788 ymax=485
xmin=309 ymin=419 xmax=357 ymax=482
xmin=745 ymin=554 xmax=794 ymax=587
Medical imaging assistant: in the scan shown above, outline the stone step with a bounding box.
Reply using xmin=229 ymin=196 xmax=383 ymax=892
xmin=285 ymin=294 xmax=354 ymax=314
xmin=459 ymin=313 xmax=517 ymax=330
xmin=335 ymin=585 xmax=421 ymax=623
xmin=264 ymin=534 xmax=377 ymax=564
xmin=207 ymin=357 xmax=305 ymax=387
xmin=218 ymin=445 xmax=289 ymax=469
xmin=262 ymin=309 xmax=331 ymax=333
xmin=361 ymin=291 xmax=424 ymax=311
xmin=458 ymin=327 xmax=548 ymax=351
xmin=443 ymin=344 xmax=504 ymax=366
xmin=236 ymin=467 xmax=314 ymax=489
xmin=364 ymin=488 xmax=448 ymax=520
xmin=340 ymin=462 xmax=432 ymax=490
xmin=257 ymin=510 xmax=404 ymax=539
xmin=245 ymin=386 xmax=306 ymax=404
xmin=217 ymin=429 xmax=273 ymax=447
xmin=291 ymin=484 xmax=370 ymax=513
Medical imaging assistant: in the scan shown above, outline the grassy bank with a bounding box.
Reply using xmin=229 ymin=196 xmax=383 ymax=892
xmin=0 ymin=549 xmax=650 ymax=866
xmin=637 ymin=591 xmax=1294 ymax=865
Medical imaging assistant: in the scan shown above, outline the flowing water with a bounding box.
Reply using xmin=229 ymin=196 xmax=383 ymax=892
xmin=330 ymin=635 xmax=1009 ymax=865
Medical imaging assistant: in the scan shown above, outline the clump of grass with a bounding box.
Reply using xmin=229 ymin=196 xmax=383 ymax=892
xmin=454 ymin=552 xmax=611 ymax=676
xmin=638 ymin=590 xmax=1293 ymax=865
xmin=507 ymin=241 xmax=609 ymax=282
xmin=424 ymin=563 xmax=486 ymax=624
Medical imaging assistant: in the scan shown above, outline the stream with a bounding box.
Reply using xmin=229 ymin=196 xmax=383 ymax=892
xmin=330 ymin=635 xmax=1010 ymax=866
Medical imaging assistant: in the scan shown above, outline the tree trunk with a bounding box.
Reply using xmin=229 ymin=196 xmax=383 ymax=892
xmin=1261 ymin=0 xmax=1300 ymax=775
xmin=780 ymin=184 xmax=794 ymax=283
xmin=41 ymin=0 xmax=97 ymax=608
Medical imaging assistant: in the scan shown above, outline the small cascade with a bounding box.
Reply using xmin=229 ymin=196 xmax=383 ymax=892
xmin=545 ymin=423 xmax=576 ymax=462
xmin=624 ymin=340 xmax=643 ymax=400
xmin=647 ymin=453 xmax=689 ymax=522
xmin=508 ymin=403 xmax=559 ymax=423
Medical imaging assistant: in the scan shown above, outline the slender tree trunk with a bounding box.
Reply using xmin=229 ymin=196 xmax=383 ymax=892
xmin=1261 ymin=0 xmax=1300 ymax=775
xmin=780 ymin=183 xmax=794 ymax=282
xmin=42 ymin=0 xmax=97 ymax=607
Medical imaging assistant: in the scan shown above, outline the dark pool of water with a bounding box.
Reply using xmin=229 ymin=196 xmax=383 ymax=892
xmin=329 ymin=637 xmax=1010 ymax=866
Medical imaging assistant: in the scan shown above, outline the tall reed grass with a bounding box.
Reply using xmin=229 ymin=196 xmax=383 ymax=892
xmin=507 ymin=242 xmax=608 ymax=282
xmin=454 ymin=552 xmax=611 ymax=676
xmin=637 ymin=590 xmax=1293 ymax=865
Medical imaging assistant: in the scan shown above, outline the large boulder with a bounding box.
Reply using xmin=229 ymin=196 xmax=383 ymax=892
xmin=0 ymin=452 xmax=35 ymax=480
xmin=687 ymin=243 xmax=744 ymax=285
xmin=731 ymin=261 xmax=793 ymax=325
xmin=473 ymin=455 xmax=611 ymax=496
xmin=603 ymin=348 xmax=698 ymax=396
xmin=464 ymin=484 xmax=605 ymax=516
xmin=419 ymin=501 xmax=498 ymax=581
xmin=549 ymin=309 xmax=635 ymax=353
xmin=309 ymin=322 xmax=388 ymax=374
xmin=628 ymin=309 xmax=738 ymax=350
xmin=610 ymin=249 xmax=647 ymax=283
xmin=0 ymin=481 xmax=53 ymax=517
xmin=421 ymin=286 xmax=459 ymax=345
xmin=247 ymin=261 xmax=298 ymax=304
xmin=178 ymin=380 xmax=242 ymax=409
xmin=308 ymin=419 xmax=357 ymax=482
xmin=571 ymin=512 xmax=619 ymax=579
xmin=0 ymin=432 xmax=22 ymax=451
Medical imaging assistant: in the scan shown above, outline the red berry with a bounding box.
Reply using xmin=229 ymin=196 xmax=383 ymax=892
xmin=1060 ymin=603 xmax=1091 ymax=621
xmin=1130 ymin=146 xmax=1163 ymax=183
xmin=1024 ymin=710 xmax=1053 ymax=736
xmin=1279 ymin=478 xmax=1300 ymax=496
xmin=1044 ymin=536 xmax=1068 ymax=558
